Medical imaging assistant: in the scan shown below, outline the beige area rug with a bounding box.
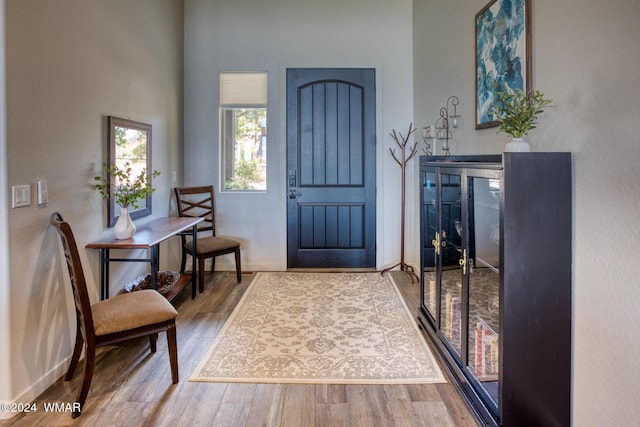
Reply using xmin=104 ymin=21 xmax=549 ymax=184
xmin=190 ymin=272 xmax=446 ymax=384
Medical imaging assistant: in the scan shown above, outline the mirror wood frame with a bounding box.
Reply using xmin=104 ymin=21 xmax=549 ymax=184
xmin=107 ymin=116 xmax=153 ymax=226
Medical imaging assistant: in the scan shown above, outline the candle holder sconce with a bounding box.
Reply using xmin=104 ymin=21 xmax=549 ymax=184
xmin=423 ymin=95 xmax=461 ymax=157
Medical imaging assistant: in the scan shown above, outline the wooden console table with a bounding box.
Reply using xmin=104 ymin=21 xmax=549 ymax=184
xmin=87 ymin=217 xmax=203 ymax=301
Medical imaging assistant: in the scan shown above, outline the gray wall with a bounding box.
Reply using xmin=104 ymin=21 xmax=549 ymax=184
xmin=413 ymin=1 xmax=640 ymax=425
xmin=2 ymin=0 xmax=184 ymax=409
xmin=184 ymin=0 xmax=416 ymax=272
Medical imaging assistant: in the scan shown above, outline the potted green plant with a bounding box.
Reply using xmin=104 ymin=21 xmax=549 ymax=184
xmin=491 ymin=88 xmax=552 ymax=152
xmin=94 ymin=162 xmax=160 ymax=239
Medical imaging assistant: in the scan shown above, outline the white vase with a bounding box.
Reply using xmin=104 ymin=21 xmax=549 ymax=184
xmin=113 ymin=207 xmax=136 ymax=239
xmin=504 ymin=138 xmax=531 ymax=152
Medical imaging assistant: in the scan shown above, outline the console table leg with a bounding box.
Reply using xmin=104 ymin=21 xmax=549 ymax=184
xmin=100 ymin=248 xmax=109 ymax=300
xmin=150 ymin=245 xmax=160 ymax=291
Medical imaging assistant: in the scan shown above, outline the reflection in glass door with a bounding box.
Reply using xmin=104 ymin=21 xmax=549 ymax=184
xmin=439 ymin=173 xmax=462 ymax=355
xmin=467 ymin=176 xmax=501 ymax=407
xmin=421 ymin=169 xmax=438 ymax=320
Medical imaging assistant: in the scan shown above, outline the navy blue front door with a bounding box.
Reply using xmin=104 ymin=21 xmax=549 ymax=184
xmin=286 ymin=68 xmax=376 ymax=268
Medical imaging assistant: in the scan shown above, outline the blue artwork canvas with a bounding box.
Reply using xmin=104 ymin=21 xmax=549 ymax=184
xmin=475 ymin=0 xmax=530 ymax=129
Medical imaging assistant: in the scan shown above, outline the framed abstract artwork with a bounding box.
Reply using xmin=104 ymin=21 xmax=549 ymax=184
xmin=475 ymin=0 xmax=531 ymax=129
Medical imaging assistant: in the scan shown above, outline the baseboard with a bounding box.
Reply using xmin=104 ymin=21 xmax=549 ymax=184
xmin=1 ymin=355 xmax=71 ymax=419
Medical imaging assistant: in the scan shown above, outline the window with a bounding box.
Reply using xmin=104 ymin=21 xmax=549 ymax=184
xmin=220 ymin=72 xmax=267 ymax=191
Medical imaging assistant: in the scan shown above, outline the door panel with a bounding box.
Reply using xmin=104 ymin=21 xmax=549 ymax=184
xmin=287 ymin=68 xmax=376 ymax=268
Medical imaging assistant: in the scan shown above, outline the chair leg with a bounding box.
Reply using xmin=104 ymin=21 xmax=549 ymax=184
xmin=73 ymin=345 xmax=95 ymax=418
xmin=198 ymin=257 xmax=206 ymax=293
xmin=149 ymin=333 xmax=158 ymax=353
xmin=65 ymin=323 xmax=84 ymax=381
xmin=235 ymin=249 xmax=242 ymax=283
xmin=167 ymin=322 xmax=179 ymax=384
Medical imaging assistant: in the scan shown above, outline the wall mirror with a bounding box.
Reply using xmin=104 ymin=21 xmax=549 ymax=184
xmin=107 ymin=116 xmax=152 ymax=226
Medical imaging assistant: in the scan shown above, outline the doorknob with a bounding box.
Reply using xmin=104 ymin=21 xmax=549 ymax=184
xmin=289 ymin=190 xmax=302 ymax=199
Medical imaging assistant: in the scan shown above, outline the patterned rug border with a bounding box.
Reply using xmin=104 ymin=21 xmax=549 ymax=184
xmin=189 ymin=272 xmax=446 ymax=385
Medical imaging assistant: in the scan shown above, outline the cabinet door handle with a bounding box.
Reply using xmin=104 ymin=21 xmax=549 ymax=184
xmin=459 ymin=249 xmax=467 ymax=275
xmin=458 ymin=250 xmax=474 ymax=275
xmin=432 ymin=232 xmax=441 ymax=255
xmin=432 ymin=232 xmax=446 ymax=255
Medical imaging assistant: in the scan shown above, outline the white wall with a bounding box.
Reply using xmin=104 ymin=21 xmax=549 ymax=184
xmin=413 ymin=1 xmax=640 ymax=425
xmin=0 ymin=0 xmax=12 ymax=419
xmin=4 ymin=0 xmax=184 ymax=409
xmin=184 ymin=0 xmax=417 ymax=271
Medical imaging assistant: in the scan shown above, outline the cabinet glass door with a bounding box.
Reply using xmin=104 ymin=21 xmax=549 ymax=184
xmin=421 ymin=169 xmax=438 ymax=321
xmin=467 ymin=175 xmax=501 ymax=408
xmin=439 ymin=173 xmax=463 ymax=355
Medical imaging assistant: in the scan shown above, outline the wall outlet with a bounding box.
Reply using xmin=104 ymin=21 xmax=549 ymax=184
xmin=12 ymin=185 xmax=30 ymax=208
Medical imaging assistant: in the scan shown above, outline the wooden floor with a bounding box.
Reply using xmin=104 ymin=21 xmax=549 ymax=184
xmin=2 ymin=271 xmax=479 ymax=427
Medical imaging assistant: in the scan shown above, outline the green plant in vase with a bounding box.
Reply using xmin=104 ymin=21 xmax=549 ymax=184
xmin=491 ymin=88 xmax=552 ymax=152
xmin=94 ymin=162 xmax=160 ymax=239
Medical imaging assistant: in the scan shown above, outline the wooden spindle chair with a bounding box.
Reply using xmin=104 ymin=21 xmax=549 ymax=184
xmin=173 ymin=185 xmax=242 ymax=292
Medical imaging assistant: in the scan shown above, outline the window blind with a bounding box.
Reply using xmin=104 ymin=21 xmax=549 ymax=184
xmin=219 ymin=72 xmax=268 ymax=108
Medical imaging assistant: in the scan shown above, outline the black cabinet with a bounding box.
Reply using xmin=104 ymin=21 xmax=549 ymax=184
xmin=418 ymin=153 xmax=572 ymax=427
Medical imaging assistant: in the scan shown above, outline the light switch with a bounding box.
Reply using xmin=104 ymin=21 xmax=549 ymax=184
xmin=12 ymin=185 xmax=30 ymax=208
xmin=37 ymin=180 xmax=48 ymax=204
